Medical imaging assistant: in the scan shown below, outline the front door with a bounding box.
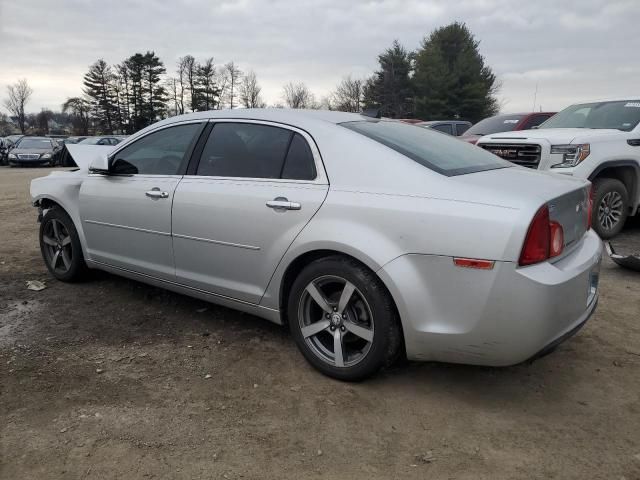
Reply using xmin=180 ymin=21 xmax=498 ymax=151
xmin=79 ymin=122 xmax=204 ymax=280
xmin=172 ymin=121 xmax=329 ymax=304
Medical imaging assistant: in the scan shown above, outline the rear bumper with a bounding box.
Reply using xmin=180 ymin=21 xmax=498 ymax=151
xmin=378 ymin=229 xmax=603 ymax=366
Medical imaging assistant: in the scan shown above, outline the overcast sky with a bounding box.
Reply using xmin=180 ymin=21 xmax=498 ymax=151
xmin=0 ymin=0 xmax=638 ymax=115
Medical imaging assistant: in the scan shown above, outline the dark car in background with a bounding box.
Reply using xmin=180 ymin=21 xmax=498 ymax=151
xmin=460 ymin=112 xmax=556 ymax=145
xmin=7 ymin=137 xmax=62 ymax=167
xmin=77 ymin=136 xmax=123 ymax=146
xmin=418 ymin=120 xmax=472 ymax=136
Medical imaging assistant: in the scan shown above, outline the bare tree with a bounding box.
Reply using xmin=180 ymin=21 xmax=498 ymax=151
xmin=223 ymin=61 xmax=243 ymax=109
xmin=181 ymin=55 xmax=198 ymax=112
xmin=332 ymin=76 xmax=364 ymax=112
xmin=62 ymin=97 xmax=92 ymax=135
xmin=282 ymin=82 xmax=315 ymax=109
xmin=3 ymin=79 xmax=33 ymax=133
xmin=239 ymin=70 xmax=265 ymax=108
xmin=175 ymin=57 xmax=189 ymax=114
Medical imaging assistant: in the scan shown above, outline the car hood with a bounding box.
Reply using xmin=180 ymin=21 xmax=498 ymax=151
xmin=478 ymin=128 xmax=623 ymax=144
xmin=65 ymin=144 xmax=116 ymax=171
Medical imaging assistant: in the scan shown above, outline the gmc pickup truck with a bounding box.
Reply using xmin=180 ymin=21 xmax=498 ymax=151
xmin=477 ymin=98 xmax=640 ymax=238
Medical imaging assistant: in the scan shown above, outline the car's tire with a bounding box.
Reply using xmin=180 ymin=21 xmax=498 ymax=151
xmin=592 ymin=178 xmax=629 ymax=239
xmin=39 ymin=207 xmax=88 ymax=282
xmin=287 ymin=255 xmax=402 ymax=381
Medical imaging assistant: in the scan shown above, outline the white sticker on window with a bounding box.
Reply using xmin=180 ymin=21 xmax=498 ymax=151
xmin=624 ymin=102 xmax=640 ymax=108
xmin=503 ymin=119 xmax=519 ymax=124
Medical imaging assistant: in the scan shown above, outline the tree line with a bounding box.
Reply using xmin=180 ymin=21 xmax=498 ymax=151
xmin=2 ymin=22 xmax=498 ymax=136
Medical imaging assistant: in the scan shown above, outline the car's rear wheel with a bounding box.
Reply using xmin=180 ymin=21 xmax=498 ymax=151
xmin=39 ymin=208 xmax=88 ymax=282
xmin=592 ymin=178 xmax=629 ymax=239
xmin=288 ymin=256 xmax=401 ymax=381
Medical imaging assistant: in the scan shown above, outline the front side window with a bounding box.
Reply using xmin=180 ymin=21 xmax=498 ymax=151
xmin=342 ymin=120 xmax=510 ymax=176
xmin=540 ymin=101 xmax=640 ymax=131
xmin=455 ymin=123 xmax=471 ymax=136
xmin=111 ymin=123 xmax=202 ymax=175
xmin=196 ymin=122 xmax=316 ymax=180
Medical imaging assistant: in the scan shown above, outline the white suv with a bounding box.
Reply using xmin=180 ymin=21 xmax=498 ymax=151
xmin=477 ymin=98 xmax=640 ymax=238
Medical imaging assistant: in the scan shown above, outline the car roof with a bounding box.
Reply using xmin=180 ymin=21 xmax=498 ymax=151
xmin=420 ymin=120 xmax=471 ymax=125
xmin=152 ymin=109 xmax=368 ymax=130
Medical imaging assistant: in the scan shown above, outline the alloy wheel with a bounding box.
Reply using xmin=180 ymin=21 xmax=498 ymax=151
xmin=42 ymin=218 xmax=73 ymax=274
xmin=598 ymin=191 xmax=623 ymax=232
xmin=297 ymin=275 xmax=374 ymax=368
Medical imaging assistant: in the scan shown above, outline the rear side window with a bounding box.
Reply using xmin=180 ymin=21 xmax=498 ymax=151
xmin=281 ymin=133 xmax=316 ymax=180
xmin=521 ymin=114 xmax=551 ymax=130
xmin=196 ymin=123 xmax=316 ymax=180
xmin=111 ymin=123 xmax=202 ymax=175
xmin=342 ymin=120 xmax=511 ymax=176
xmin=431 ymin=123 xmax=453 ymax=135
xmin=455 ymin=123 xmax=471 ymax=136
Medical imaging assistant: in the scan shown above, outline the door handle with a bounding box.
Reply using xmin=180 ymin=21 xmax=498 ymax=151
xmin=266 ymin=197 xmax=301 ymax=211
xmin=145 ymin=188 xmax=169 ymax=199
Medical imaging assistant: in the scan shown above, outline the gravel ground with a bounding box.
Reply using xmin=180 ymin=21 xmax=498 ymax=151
xmin=1 ymin=167 xmax=639 ymax=480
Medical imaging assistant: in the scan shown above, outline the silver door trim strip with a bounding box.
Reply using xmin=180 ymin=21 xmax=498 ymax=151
xmin=172 ymin=233 xmax=260 ymax=251
xmin=84 ymin=220 xmax=171 ymax=237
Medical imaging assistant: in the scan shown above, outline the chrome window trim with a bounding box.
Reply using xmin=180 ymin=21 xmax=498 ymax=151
xmin=189 ymin=118 xmax=328 ymax=185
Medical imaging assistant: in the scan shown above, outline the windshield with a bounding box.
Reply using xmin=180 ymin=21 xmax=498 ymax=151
xmin=341 ymin=120 xmax=511 ymax=176
xmin=15 ymin=138 xmax=53 ymax=149
xmin=540 ymin=101 xmax=640 ymax=131
xmin=464 ymin=114 xmax=525 ymax=136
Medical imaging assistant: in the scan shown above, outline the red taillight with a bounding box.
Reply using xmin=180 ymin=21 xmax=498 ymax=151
xmin=519 ymin=206 xmax=550 ymax=266
xmin=549 ymin=221 xmax=564 ymax=258
xmin=519 ymin=206 xmax=565 ymax=266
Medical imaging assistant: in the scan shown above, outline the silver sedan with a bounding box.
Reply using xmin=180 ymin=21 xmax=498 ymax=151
xmin=30 ymin=109 xmax=602 ymax=380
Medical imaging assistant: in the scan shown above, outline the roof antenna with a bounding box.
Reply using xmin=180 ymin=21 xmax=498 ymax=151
xmin=361 ymin=108 xmax=381 ymax=119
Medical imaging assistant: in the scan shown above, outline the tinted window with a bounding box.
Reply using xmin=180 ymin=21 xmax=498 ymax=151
xmin=455 ymin=123 xmax=471 ymax=135
xmin=521 ymin=114 xmax=552 ymax=130
xmin=197 ymin=123 xmax=292 ymax=178
xmin=464 ymin=114 xmax=525 ymax=136
xmin=342 ymin=120 xmax=510 ymax=176
xmin=111 ymin=123 xmax=202 ymax=175
xmin=540 ymin=101 xmax=640 ymax=131
xmin=431 ymin=123 xmax=454 ymax=135
xmin=281 ymin=133 xmax=316 ymax=180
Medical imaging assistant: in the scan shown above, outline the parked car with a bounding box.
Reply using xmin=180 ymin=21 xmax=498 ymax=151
xmin=8 ymin=137 xmax=62 ymax=167
xmin=0 ymin=137 xmax=8 ymax=165
xmin=461 ymin=112 xmax=556 ymax=145
xmin=64 ymin=136 xmax=89 ymax=144
xmin=477 ymin=98 xmax=640 ymax=239
xmin=418 ymin=120 xmax=472 ymax=136
xmin=78 ymin=136 xmax=123 ymax=146
xmin=31 ymin=109 xmax=601 ymax=381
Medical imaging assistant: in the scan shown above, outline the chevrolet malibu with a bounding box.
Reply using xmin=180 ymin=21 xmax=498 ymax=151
xmin=30 ymin=109 xmax=602 ymax=381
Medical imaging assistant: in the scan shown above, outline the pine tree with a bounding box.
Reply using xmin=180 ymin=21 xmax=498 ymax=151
xmin=83 ymin=60 xmax=117 ymax=134
xmin=413 ymin=22 xmax=499 ymax=122
xmin=362 ymin=40 xmax=414 ymax=118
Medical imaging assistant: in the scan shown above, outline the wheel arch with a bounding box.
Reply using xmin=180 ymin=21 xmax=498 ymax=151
xmin=33 ymin=194 xmax=89 ymax=259
xmin=276 ymin=248 xmax=405 ymax=352
xmin=588 ymin=160 xmax=640 ymax=214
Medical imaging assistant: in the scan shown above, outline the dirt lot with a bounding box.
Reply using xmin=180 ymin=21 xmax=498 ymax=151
xmin=1 ymin=167 xmax=639 ymax=479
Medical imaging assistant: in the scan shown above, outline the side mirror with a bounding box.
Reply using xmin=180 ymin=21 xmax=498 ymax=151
xmin=89 ymin=155 xmax=110 ymax=174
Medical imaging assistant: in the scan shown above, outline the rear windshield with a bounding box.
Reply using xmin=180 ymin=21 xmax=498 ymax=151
xmin=464 ymin=114 xmax=525 ymax=136
xmin=341 ymin=120 xmax=511 ymax=176
xmin=540 ymin=101 xmax=640 ymax=131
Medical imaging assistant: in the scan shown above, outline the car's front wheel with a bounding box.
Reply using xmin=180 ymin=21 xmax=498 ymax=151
xmin=39 ymin=207 xmax=88 ymax=282
xmin=288 ymin=256 xmax=402 ymax=381
xmin=592 ymin=178 xmax=629 ymax=239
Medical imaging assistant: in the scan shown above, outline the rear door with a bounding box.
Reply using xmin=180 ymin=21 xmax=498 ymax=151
xmin=172 ymin=120 xmax=329 ymax=304
xmin=79 ymin=121 xmax=204 ymax=280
